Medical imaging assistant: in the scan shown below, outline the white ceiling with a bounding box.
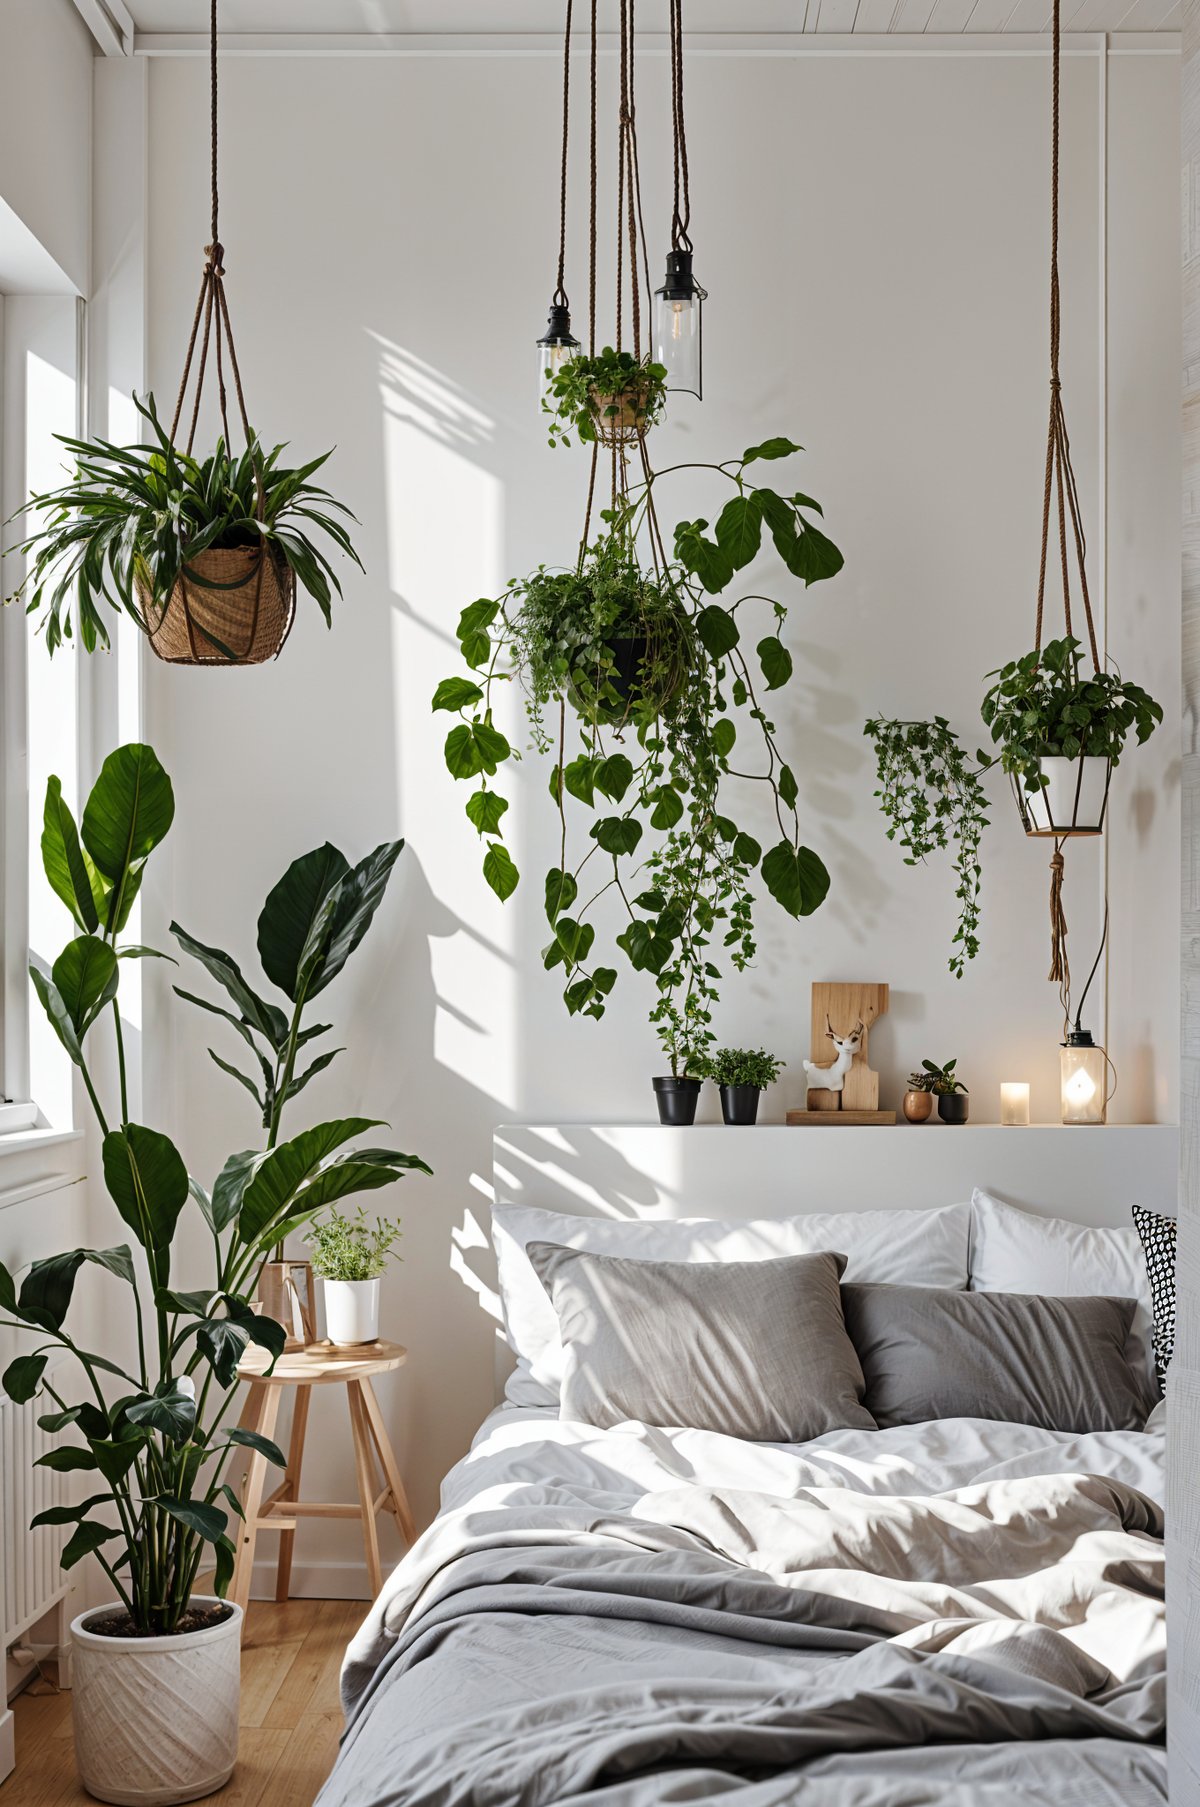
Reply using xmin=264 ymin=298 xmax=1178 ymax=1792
xmin=114 ymin=0 xmax=1182 ymax=37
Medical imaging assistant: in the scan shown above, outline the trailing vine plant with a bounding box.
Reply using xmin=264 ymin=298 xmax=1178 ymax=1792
xmin=863 ymin=716 xmax=990 ymax=980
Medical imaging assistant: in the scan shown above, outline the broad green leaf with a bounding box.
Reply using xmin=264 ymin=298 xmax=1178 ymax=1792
xmin=563 ymin=756 xmax=599 ymax=807
xmin=742 ymin=437 xmax=803 ymax=464
xmin=787 ymin=523 xmax=845 ymax=586
xmin=696 ymin=606 xmax=739 ymax=660
xmin=649 ymin=786 xmax=684 ymax=830
xmin=256 ymin=842 xmax=349 ymax=1001
xmin=592 ymin=816 xmax=643 ymax=857
xmin=157 ymin=1496 xmax=227 ymax=1544
xmin=594 ymin=754 xmax=634 ymax=803
xmin=170 ymin=924 xmax=289 ymax=1048
xmin=2 ymin=1354 xmax=47 ymax=1404
xmin=733 ymin=832 xmax=762 ymax=867
xmin=213 ymin=1534 xmax=237 ymax=1599
xmin=91 ymin=1435 xmax=144 ymax=1486
xmin=757 ymin=636 xmax=793 ymax=692
xmin=473 ymin=723 xmax=511 ymax=771
xmin=483 ymin=842 xmax=519 ymax=901
xmin=156 ymin=1286 xmax=215 ymax=1316
xmin=0 ymin=1262 xmax=14 ymax=1315
xmin=277 ymin=1156 xmax=419 ymax=1233
xmin=310 ymin=840 xmax=405 ymax=999
xmin=81 ymin=743 xmax=174 ymax=883
xmin=52 ymin=936 xmax=118 ymax=1035
xmin=779 ymin=765 xmax=799 ymax=810
xmin=41 ymin=777 xmax=100 ymax=932
xmin=103 ymin=1124 xmax=189 ymax=1254
xmin=761 ymin=841 xmax=831 ymax=919
xmin=714 ymin=494 xmax=763 ymax=571
xmin=711 ymin=719 xmax=736 ymax=760
xmin=227 ymin=1426 xmax=287 ymax=1467
xmin=545 ymin=868 xmax=578 ymax=923
xmin=61 ymin=1521 xmax=121 ymax=1571
xmin=29 ymin=966 xmax=83 ymax=1066
xmin=237 ymin=1119 xmax=383 ymax=1247
xmin=208 ymin=1148 xmax=266 ymax=1234
xmin=196 ymin=1319 xmax=250 ymax=1388
xmin=465 ymin=789 xmax=508 ymax=837
xmin=616 ymin=921 xmax=674 ymax=973
xmin=31 ymin=1495 xmax=111 ymax=1529
xmin=554 ymin=917 xmax=595 ymax=965
xmin=674 ymin=520 xmax=735 ymax=595
xmin=432 ymin=676 xmax=484 ymax=713
xmin=445 ymin=723 xmax=484 ymax=780
xmin=126 ymin=1381 xmax=196 ymax=1444
xmin=36 ymin=1447 xmax=98 ymax=1473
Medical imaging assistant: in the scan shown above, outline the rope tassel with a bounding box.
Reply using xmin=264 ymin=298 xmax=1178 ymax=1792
xmin=1048 ymin=843 xmax=1070 ymax=988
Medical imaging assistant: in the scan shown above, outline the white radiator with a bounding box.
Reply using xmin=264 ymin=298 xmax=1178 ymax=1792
xmin=0 ymin=1369 xmax=70 ymax=1648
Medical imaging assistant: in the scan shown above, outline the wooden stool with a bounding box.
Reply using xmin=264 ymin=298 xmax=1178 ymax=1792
xmin=229 ymin=1340 xmax=415 ymax=1613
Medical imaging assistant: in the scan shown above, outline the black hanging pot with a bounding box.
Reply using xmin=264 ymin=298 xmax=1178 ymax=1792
xmin=719 ymin=1084 xmax=761 ymax=1126
xmin=937 ymin=1092 xmax=969 ymax=1125
xmin=653 ymin=1076 xmax=702 ymax=1126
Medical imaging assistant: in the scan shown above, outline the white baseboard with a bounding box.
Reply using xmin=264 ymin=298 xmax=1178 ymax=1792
xmin=1 ymin=1707 xmax=13 ymax=1784
xmin=248 ymin=1559 xmax=393 ymax=1602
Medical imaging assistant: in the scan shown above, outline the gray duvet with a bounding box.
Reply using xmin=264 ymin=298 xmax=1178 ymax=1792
xmin=317 ymin=1417 xmax=1165 ymax=1807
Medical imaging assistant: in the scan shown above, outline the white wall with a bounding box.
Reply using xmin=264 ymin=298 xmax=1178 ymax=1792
xmin=126 ymin=37 xmax=1181 ymax=1572
xmin=0 ymin=0 xmax=92 ymax=295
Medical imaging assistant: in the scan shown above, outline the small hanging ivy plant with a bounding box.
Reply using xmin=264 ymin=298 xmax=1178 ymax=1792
xmin=542 ymin=348 xmax=668 ymax=449
xmin=433 ymin=437 xmax=843 ymax=1041
xmin=981 ymin=635 xmax=1163 ymax=791
xmin=863 ymin=716 xmax=991 ymax=979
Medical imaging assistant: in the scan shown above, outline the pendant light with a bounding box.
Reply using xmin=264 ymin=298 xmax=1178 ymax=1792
xmin=536 ymin=0 xmax=581 ymax=411
xmin=654 ymin=0 xmax=707 ymax=398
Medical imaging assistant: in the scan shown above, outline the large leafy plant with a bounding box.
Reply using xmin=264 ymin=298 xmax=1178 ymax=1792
xmin=6 ymin=393 xmax=361 ymax=655
xmin=0 ymin=745 xmax=426 ymax=1634
xmin=981 ymin=635 xmax=1163 ymax=790
xmin=434 ymin=438 xmax=842 ymax=1062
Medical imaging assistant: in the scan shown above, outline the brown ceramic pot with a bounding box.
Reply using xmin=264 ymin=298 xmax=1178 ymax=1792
xmin=902 ymin=1089 xmax=934 ymax=1123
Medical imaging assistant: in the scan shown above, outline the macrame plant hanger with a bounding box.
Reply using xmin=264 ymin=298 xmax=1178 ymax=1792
xmin=1024 ymin=0 xmax=1109 ymax=995
xmin=147 ymin=0 xmax=295 ymax=665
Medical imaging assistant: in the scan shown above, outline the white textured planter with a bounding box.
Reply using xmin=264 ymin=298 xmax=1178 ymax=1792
xmin=71 ymin=1597 xmax=241 ymax=1805
xmin=323 ymin=1276 xmax=381 ymax=1346
xmin=1021 ymin=756 xmax=1109 ymax=835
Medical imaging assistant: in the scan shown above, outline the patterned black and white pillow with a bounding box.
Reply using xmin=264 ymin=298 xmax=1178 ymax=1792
xmin=1132 ymin=1202 xmax=1176 ymax=1393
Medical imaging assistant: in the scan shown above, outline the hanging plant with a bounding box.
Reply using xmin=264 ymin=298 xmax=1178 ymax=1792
xmin=434 ymin=437 xmax=843 ymax=1033
xmin=863 ymin=716 xmax=991 ymax=979
xmin=7 ymin=394 xmax=361 ymax=659
xmin=981 ymin=636 xmax=1162 ymax=794
xmin=542 ymin=348 xmax=669 ymax=449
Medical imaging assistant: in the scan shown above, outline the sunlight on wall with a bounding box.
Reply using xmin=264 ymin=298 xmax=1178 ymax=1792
xmin=25 ymin=348 xmax=77 ymax=1129
xmin=376 ymin=335 xmax=518 ymax=1112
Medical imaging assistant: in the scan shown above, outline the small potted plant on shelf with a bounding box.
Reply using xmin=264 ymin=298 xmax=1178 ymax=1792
xmin=542 ymin=346 xmax=669 ymax=448
xmin=1 ymin=745 xmax=428 ymax=1806
xmin=706 ymin=1047 xmax=785 ymax=1126
xmin=902 ymin=1068 xmax=938 ymax=1124
xmin=981 ymin=635 xmax=1162 ymax=835
xmin=306 ymin=1207 xmax=403 ymax=1347
xmin=6 ymin=393 xmax=362 ymax=663
xmin=918 ymin=1057 xmax=970 ymax=1124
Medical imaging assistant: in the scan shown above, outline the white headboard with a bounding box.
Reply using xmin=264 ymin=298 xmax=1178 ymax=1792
xmin=493 ymin=1124 xmax=1178 ymax=1233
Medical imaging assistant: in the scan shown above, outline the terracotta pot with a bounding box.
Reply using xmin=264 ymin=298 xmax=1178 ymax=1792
xmin=71 ymin=1597 xmax=242 ymax=1805
xmin=902 ymin=1090 xmax=933 ymax=1123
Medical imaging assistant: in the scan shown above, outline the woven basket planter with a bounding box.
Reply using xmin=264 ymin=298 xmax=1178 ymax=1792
xmin=140 ymin=545 xmax=296 ymax=666
xmin=588 ymin=386 xmax=651 ymax=447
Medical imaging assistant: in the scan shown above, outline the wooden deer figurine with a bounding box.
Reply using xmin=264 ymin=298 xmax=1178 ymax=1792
xmin=802 ymin=1014 xmax=865 ymax=1104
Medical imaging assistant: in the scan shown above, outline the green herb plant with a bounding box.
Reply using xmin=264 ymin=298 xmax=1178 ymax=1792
xmin=705 ymin=1047 xmax=785 ymax=1090
xmin=6 ymin=393 xmax=361 ymax=655
xmin=917 ymin=1058 xmax=967 ymax=1096
xmin=0 ymin=745 xmax=428 ymax=1634
xmin=863 ymin=716 xmax=991 ymax=980
xmin=305 ymin=1208 xmax=403 ymax=1283
xmin=980 ymin=635 xmax=1163 ymax=791
xmin=542 ymin=348 xmax=668 ymax=450
xmin=434 ymin=436 xmax=843 ymax=1075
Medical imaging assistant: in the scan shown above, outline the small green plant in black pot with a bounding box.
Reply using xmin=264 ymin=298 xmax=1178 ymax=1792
xmin=920 ymin=1058 xmax=969 ymax=1124
xmin=706 ymin=1048 xmax=785 ymax=1126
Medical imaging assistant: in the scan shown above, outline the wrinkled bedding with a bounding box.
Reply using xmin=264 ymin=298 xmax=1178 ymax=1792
xmin=317 ymin=1406 xmax=1167 ymax=1806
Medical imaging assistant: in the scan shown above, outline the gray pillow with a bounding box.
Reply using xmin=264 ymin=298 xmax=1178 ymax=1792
xmin=841 ymin=1282 xmax=1152 ymax=1432
xmin=527 ymin=1242 xmax=875 ymax=1442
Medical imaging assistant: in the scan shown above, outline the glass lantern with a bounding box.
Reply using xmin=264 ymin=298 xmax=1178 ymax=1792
xmin=654 ymin=250 xmax=707 ymax=399
xmin=536 ymin=304 xmax=579 ymax=413
xmin=1060 ymin=1030 xmax=1107 ymax=1125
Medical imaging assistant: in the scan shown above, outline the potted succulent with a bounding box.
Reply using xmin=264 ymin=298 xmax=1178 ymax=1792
xmin=706 ymin=1048 xmax=785 ymax=1126
xmin=902 ymin=1069 xmax=937 ymax=1124
xmin=918 ymin=1057 xmax=970 ymax=1124
xmin=542 ymin=346 xmax=669 ymax=448
xmin=0 ymin=744 xmax=427 ymax=1805
xmin=981 ymin=635 xmax=1162 ymax=835
xmin=6 ymin=393 xmax=362 ymax=663
xmin=306 ymin=1208 xmax=403 ymax=1346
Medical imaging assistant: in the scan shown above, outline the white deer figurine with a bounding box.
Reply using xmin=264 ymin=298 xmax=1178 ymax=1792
xmin=802 ymin=1015 xmax=865 ymax=1101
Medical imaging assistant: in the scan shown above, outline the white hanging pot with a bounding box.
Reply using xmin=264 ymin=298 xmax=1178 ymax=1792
xmin=1015 ymin=755 xmax=1110 ymax=837
xmin=323 ymin=1276 xmax=381 ymax=1346
xmin=71 ymin=1597 xmax=242 ymax=1805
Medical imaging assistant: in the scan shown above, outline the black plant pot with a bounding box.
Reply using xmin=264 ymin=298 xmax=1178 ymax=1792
xmin=653 ymin=1076 xmax=703 ymax=1126
xmin=719 ymin=1084 xmax=761 ymax=1126
xmin=937 ymin=1092 xmax=970 ymax=1125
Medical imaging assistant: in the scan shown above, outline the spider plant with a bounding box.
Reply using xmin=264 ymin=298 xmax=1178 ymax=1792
xmin=5 ymin=393 xmax=362 ymax=654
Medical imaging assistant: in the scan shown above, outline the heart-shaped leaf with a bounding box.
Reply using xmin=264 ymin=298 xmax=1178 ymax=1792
xmin=761 ymin=841 xmax=831 ymax=919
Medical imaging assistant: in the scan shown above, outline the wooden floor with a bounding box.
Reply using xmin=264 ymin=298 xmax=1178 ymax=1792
xmin=4 ymin=1598 xmax=359 ymax=1807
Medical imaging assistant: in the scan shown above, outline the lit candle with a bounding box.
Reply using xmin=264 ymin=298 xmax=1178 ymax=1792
xmin=1000 ymin=1082 xmax=1030 ymax=1127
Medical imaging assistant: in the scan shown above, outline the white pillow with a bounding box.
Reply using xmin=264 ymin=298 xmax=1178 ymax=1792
xmin=968 ymin=1187 xmax=1155 ymax=1392
xmin=493 ymin=1200 xmax=971 ymax=1407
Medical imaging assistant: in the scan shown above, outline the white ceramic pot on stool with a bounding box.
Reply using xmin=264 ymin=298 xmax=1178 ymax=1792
xmin=323 ymin=1277 xmax=381 ymax=1346
xmin=70 ymin=1597 xmax=242 ymax=1805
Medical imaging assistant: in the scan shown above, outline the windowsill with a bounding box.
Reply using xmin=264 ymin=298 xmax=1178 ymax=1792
xmin=0 ymin=1126 xmax=83 ymax=1160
